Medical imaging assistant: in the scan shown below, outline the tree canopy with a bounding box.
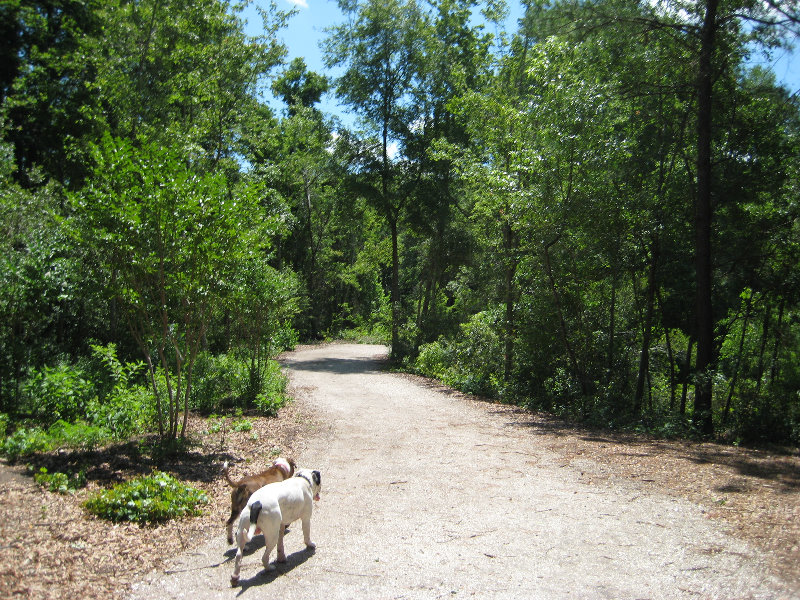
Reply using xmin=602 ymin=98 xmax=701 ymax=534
xmin=1 ymin=0 xmax=799 ymax=446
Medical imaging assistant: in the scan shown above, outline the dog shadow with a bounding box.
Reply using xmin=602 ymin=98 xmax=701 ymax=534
xmin=225 ymin=535 xmax=316 ymax=595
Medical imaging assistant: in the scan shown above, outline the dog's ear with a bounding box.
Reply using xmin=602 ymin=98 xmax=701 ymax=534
xmin=312 ymin=470 xmax=321 ymax=486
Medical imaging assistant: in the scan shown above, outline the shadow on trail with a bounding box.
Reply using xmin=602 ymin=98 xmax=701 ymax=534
xmin=511 ymin=412 xmax=800 ymax=493
xmin=281 ymin=356 xmax=387 ymax=375
xmin=226 ymin=535 xmax=316 ymax=596
xmin=380 ymin=366 xmax=800 ymax=495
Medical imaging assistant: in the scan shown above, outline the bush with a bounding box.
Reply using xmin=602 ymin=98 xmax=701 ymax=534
xmin=190 ymin=351 xmax=250 ymax=412
xmin=0 ymin=419 xmax=118 ymax=461
xmin=190 ymin=352 xmax=290 ymax=416
xmin=1 ymin=426 xmax=51 ymax=461
xmin=232 ymin=418 xmax=253 ymax=432
xmin=253 ymin=360 xmax=290 ymax=417
xmin=84 ymin=343 xmax=154 ymax=437
xmin=86 ymin=384 xmax=154 ymax=439
xmin=2 ymin=346 xmax=155 ymax=453
xmin=34 ymin=467 xmax=86 ymax=494
xmin=413 ymin=310 xmax=504 ymax=398
xmin=47 ymin=419 xmax=111 ymax=451
xmin=84 ymin=471 xmax=208 ymax=523
xmin=21 ymin=363 xmax=94 ymax=427
xmin=86 ymin=343 xmax=144 ymax=400
xmin=415 ymin=339 xmax=453 ymax=382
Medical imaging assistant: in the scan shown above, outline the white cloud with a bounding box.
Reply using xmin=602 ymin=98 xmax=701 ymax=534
xmin=287 ymin=0 xmax=309 ymax=8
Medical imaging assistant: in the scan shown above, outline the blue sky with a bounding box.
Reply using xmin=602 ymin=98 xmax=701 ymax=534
xmin=242 ymin=0 xmax=798 ymax=125
xmin=242 ymin=0 xmax=522 ymax=126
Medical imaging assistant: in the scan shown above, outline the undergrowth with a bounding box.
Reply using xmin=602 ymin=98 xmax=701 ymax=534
xmin=83 ymin=471 xmax=208 ymax=523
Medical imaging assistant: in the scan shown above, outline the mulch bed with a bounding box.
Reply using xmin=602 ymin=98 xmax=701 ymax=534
xmin=0 ymin=400 xmax=318 ymax=600
xmin=1 ymin=389 xmax=798 ymax=598
xmin=498 ymin=405 xmax=800 ymax=590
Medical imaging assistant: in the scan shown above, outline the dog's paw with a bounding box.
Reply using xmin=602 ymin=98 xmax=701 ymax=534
xmin=306 ymin=542 xmax=316 ymax=550
xmin=230 ymin=575 xmax=240 ymax=587
xmin=277 ymin=553 xmax=287 ymax=563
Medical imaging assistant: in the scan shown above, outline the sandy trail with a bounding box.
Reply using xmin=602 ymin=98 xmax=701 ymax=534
xmin=129 ymin=343 xmax=794 ymax=599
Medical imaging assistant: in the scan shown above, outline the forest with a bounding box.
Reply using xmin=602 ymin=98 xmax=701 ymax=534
xmin=1 ymin=0 xmax=799 ymax=454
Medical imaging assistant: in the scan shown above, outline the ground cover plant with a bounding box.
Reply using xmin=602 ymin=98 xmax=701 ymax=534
xmin=83 ymin=471 xmax=208 ymax=524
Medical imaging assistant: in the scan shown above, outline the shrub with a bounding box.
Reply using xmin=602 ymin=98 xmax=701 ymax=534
xmin=1 ymin=426 xmax=51 ymax=461
xmin=232 ymin=418 xmax=253 ymax=432
xmin=415 ymin=339 xmax=453 ymax=382
xmin=253 ymin=360 xmax=290 ymax=416
xmin=255 ymin=393 xmax=288 ymax=417
xmin=413 ymin=310 xmax=504 ymax=398
xmin=84 ymin=343 xmax=154 ymax=437
xmin=34 ymin=467 xmax=86 ymax=494
xmin=21 ymin=363 xmax=94 ymax=427
xmin=84 ymin=471 xmax=208 ymax=523
xmin=86 ymin=343 xmax=144 ymax=400
xmin=47 ymin=419 xmax=111 ymax=451
xmin=86 ymin=384 xmax=154 ymax=439
xmin=190 ymin=351 xmax=250 ymax=412
xmin=1 ymin=419 xmax=118 ymax=461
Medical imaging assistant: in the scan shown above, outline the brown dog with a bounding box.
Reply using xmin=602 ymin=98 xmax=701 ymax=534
xmin=223 ymin=457 xmax=296 ymax=544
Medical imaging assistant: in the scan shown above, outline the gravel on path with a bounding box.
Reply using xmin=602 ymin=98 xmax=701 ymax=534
xmin=128 ymin=343 xmax=796 ymax=600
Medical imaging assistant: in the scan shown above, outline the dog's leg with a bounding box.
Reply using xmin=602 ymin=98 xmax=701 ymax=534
xmin=276 ymin=524 xmax=287 ymax=563
xmin=301 ymin=515 xmax=315 ymax=550
xmin=227 ymin=486 xmax=249 ymax=545
xmin=231 ymin=546 xmax=244 ymax=586
xmin=230 ymin=517 xmax=248 ymax=586
xmin=226 ymin=510 xmax=238 ymax=545
xmin=261 ymin=529 xmax=277 ymax=572
xmin=260 ymin=511 xmax=282 ymax=572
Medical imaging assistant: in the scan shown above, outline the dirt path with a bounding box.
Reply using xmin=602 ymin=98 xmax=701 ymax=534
xmin=129 ymin=343 xmax=796 ymax=599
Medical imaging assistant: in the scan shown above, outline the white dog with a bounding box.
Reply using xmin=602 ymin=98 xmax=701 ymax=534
xmin=230 ymin=468 xmax=321 ymax=586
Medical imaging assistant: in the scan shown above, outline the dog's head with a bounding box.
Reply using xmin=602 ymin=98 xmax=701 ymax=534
xmin=296 ymin=468 xmax=321 ymax=501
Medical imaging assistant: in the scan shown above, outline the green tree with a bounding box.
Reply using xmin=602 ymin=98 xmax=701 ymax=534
xmin=1 ymin=0 xmax=105 ymax=187
xmin=541 ymin=0 xmax=800 ymax=435
xmin=0 ymin=123 xmax=94 ymax=413
xmin=90 ymin=0 xmax=289 ymax=169
xmin=324 ymin=0 xmax=427 ymax=356
xmin=72 ymin=135 xmax=283 ymax=441
xmin=404 ymin=0 xmax=495 ymax=347
xmin=272 ymin=57 xmax=330 ymax=116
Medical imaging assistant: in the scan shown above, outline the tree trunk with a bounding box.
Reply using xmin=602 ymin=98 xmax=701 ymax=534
xmin=634 ymin=237 xmax=659 ymax=416
xmin=664 ymin=324 xmax=676 ymax=412
xmin=693 ymin=0 xmax=719 ymax=436
xmin=543 ymin=237 xmax=587 ymax=395
xmin=755 ymin=302 xmax=771 ymax=397
xmin=502 ymin=219 xmax=517 ymax=383
xmin=680 ymin=336 xmax=694 ymax=416
xmin=767 ymin=297 xmax=785 ymax=390
xmin=722 ymin=292 xmax=752 ymax=425
xmin=607 ymin=270 xmax=617 ymax=386
xmin=390 ymin=216 xmax=400 ymax=355
xmin=304 ymin=173 xmax=320 ymax=339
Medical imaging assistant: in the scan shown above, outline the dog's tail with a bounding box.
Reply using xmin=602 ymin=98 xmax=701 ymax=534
xmin=245 ymin=501 xmax=262 ymax=542
xmin=222 ymin=461 xmax=238 ymax=488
